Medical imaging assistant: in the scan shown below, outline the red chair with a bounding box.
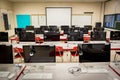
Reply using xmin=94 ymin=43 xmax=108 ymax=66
xmin=71 ymin=46 xmax=79 ymax=62
xmin=13 ymin=47 xmax=24 ymax=63
xmin=114 ymin=51 xmax=120 ymax=62
xmin=56 ymin=46 xmax=63 ymax=62
xmin=35 ymin=37 xmax=44 ymax=43
xmin=10 ymin=36 xmax=19 ymax=43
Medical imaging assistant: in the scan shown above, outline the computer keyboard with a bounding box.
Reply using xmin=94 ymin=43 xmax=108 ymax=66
xmin=86 ymin=68 xmax=109 ymax=73
xmin=22 ymin=73 xmax=53 ymax=80
xmin=80 ymin=67 xmax=109 ymax=73
xmin=0 ymin=71 xmax=10 ymax=78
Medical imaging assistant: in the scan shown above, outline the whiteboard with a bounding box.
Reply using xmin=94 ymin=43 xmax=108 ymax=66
xmin=46 ymin=8 xmax=71 ymax=26
xmin=31 ymin=16 xmax=39 ymax=27
xmin=31 ymin=15 xmax=46 ymax=28
xmin=72 ymin=15 xmax=92 ymax=27
xmin=39 ymin=16 xmax=46 ymax=26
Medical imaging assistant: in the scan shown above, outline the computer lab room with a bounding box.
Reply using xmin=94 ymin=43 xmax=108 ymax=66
xmin=0 ymin=0 xmax=120 ymax=80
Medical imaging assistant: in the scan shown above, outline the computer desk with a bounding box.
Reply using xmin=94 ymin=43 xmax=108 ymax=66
xmin=20 ymin=62 xmax=120 ymax=80
xmin=0 ymin=64 xmax=26 ymax=80
xmin=10 ymin=34 xmax=68 ymax=43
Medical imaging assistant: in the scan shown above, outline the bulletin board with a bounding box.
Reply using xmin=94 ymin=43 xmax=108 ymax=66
xmin=16 ymin=15 xmax=31 ymax=28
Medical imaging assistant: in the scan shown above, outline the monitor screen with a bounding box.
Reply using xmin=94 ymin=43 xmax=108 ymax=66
xmin=61 ymin=25 xmax=70 ymax=34
xmin=104 ymin=15 xmax=115 ymax=28
xmin=91 ymin=31 xmax=106 ymax=41
xmin=78 ymin=43 xmax=110 ymax=62
xmin=44 ymin=32 xmax=60 ymax=41
xmin=23 ymin=45 xmax=55 ymax=63
xmin=80 ymin=28 xmax=88 ymax=34
xmin=68 ymin=32 xmax=81 ymax=41
xmin=49 ymin=25 xmax=58 ymax=31
xmin=15 ymin=28 xmax=25 ymax=36
xmin=61 ymin=25 xmax=69 ymax=30
xmin=95 ymin=22 xmax=101 ymax=28
xmin=19 ymin=31 xmax=35 ymax=42
xmin=34 ymin=28 xmax=42 ymax=34
xmin=0 ymin=44 xmax=13 ymax=63
xmin=26 ymin=26 xmax=34 ymax=30
xmin=40 ymin=26 xmax=49 ymax=31
xmin=116 ymin=14 xmax=120 ymax=21
xmin=84 ymin=25 xmax=92 ymax=30
xmin=110 ymin=31 xmax=120 ymax=40
xmin=0 ymin=32 xmax=8 ymax=42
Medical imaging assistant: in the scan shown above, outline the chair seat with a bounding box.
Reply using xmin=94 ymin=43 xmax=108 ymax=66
xmin=71 ymin=53 xmax=79 ymax=56
xmin=56 ymin=52 xmax=63 ymax=56
xmin=13 ymin=47 xmax=23 ymax=58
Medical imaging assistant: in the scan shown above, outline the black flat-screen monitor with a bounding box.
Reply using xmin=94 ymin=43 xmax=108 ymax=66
xmin=26 ymin=26 xmax=34 ymax=30
xmin=19 ymin=31 xmax=35 ymax=42
xmin=61 ymin=25 xmax=69 ymax=30
xmin=80 ymin=28 xmax=88 ymax=34
xmin=15 ymin=28 xmax=23 ymax=34
xmin=40 ymin=26 xmax=49 ymax=31
xmin=44 ymin=32 xmax=60 ymax=41
xmin=15 ymin=28 xmax=25 ymax=37
xmin=95 ymin=22 xmax=101 ymax=28
xmin=78 ymin=43 xmax=110 ymax=62
xmin=49 ymin=25 xmax=58 ymax=31
xmin=104 ymin=14 xmax=115 ymax=28
xmin=74 ymin=27 xmax=80 ymax=30
xmin=84 ymin=25 xmax=92 ymax=30
xmin=23 ymin=45 xmax=55 ymax=63
xmin=0 ymin=44 xmax=13 ymax=63
xmin=34 ymin=28 xmax=42 ymax=34
xmin=91 ymin=31 xmax=106 ymax=41
xmin=93 ymin=27 xmax=104 ymax=32
xmin=68 ymin=32 xmax=81 ymax=41
xmin=61 ymin=25 xmax=69 ymax=34
xmin=0 ymin=32 xmax=8 ymax=42
xmin=110 ymin=31 xmax=120 ymax=40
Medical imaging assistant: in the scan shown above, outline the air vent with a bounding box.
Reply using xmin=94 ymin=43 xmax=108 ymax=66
xmin=84 ymin=12 xmax=93 ymax=14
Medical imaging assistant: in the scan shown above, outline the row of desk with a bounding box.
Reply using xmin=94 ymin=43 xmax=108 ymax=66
xmin=0 ymin=62 xmax=120 ymax=80
xmin=7 ymin=41 xmax=120 ymax=62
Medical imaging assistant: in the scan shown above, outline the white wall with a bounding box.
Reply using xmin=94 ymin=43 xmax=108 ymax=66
xmin=115 ymin=0 xmax=120 ymax=13
xmin=105 ymin=0 xmax=120 ymax=14
xmin=13 ymin=2 xmax=104 ymax=27
xmin=0 ymin=0 xmax=15 ymax=37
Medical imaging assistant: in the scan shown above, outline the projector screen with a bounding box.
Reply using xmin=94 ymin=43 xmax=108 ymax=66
xmin=46 ymin=7 xmax=72 ymax=26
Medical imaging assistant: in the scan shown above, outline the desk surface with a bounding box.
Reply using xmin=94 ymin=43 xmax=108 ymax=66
xmin=21 ymin=63 xmax=120 ymax=80
xmin=0 ymin=64 xmax=26 ymax=80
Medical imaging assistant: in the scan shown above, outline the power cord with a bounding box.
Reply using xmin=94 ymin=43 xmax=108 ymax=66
xmin=68 ymin=67 xmax=81 ymax=76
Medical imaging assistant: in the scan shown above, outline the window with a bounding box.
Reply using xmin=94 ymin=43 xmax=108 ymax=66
xmin=3 ymin=13 xmax=9 ymax=30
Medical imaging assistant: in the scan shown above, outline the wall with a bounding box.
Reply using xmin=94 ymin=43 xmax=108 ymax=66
xmin=105 ymin=0 xmax=120 ymax=14
xmin=13 ymin=2 xmax=104 ymax=27
xmin=104 ymin=0 xmax=116 ymax=14
xmin=115 ymin=0 xmax=120 ymax=13
xmin=0 ymin=0 xmax=15 ymax=37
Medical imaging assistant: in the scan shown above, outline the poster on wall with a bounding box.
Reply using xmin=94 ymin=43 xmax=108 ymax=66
xmin=16 ymin=15 xmax=31 ymax=28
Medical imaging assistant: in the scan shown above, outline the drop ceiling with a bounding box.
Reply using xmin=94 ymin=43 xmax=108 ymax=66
xmin=8 ymin=0 xmax=108 ymax=2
